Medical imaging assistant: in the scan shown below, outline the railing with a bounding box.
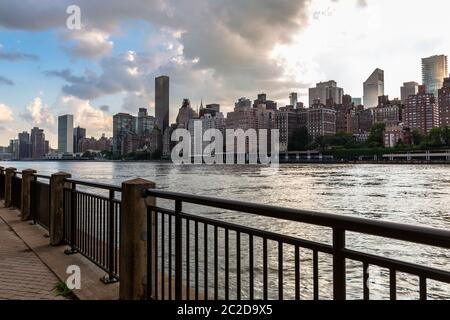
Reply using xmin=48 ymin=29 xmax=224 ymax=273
xmin=30 ymin=175 xmax=51 ymax=230
xmin=143 ymin=190 xmax=450 ymax=301
xmin=0 ymin=171 xmax=5 ymax=200
xmin=63 ymin=179 xmax=121 ymax=283
xmin=11 ymin=175 xmax=22 ymax=210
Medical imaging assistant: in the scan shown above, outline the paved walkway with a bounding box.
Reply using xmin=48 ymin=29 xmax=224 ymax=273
xmin=0 ymin=217 xmax=66 ymax=300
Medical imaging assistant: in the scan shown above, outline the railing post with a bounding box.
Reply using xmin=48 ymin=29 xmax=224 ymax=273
xmin=175 ymin=200 xmax=183 ymax=300
xmin=333 ymin=228 xmax=346 ymax=300
xmin=49 ymin=172 xmax=71 ymax=246
xmin=64 ymin=183 xmax=78 ymax=255
xmin=0 ymin=166 xmax=4 ymax=200
xmin=4 ymin=167 xmax=16 ymax=208
xmin=120 ymin=178 xmax=155 ymax=300
xmin=21 ymin=169 xmax=36 ymax=221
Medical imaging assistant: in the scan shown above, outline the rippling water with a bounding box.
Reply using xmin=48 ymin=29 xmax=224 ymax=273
xmin=2 ymin=161 xmax=450 ymax=299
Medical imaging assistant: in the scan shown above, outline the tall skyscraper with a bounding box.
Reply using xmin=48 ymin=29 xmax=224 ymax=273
xmin=113 ymin=113 xmax=137 ymax=155
xmin=438 ymin=75 xmax=450 ymax=127
xmin=155 ymin=76 xmax=170 ymax=133
xmin=58 ymin=115 xmax=74 ymax=154
xmin=363 ymin=68 xmax=384 ymax=108
xmin=404 ymin=85 xmax=440 ymax=135
xmin=30 ymin=127 xmax=46 ymax=159
xmin=401 ymin=82 xmax=419 ymax=104
xmin=422 ymin=55 xmax=448 ymax=98
xmin=309 ymin=81 xmax=343 ymax=107
xmin=18 ymin=131 xmax=31 ymax=160
xmin=73 ymin=126 xmax=86 ymax=153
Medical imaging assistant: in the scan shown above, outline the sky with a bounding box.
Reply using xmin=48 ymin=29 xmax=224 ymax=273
xmin=0 ymin=0 xmax=449 ymax=147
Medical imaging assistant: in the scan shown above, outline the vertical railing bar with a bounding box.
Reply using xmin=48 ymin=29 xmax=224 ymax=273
xmin=420 ymin=277 xmax=427 ymax=301
xmin=195 ymin=220 xmax=199 ymax=300
xmin=390 ymin=269 xmax=396 ymax=301
xmin=363 ymin=262 xmax=370 ymax=301
xmin=313 ymin=250 xmax=319 ymax=301
xmin=105 ymin=190 xmax=116 ymax=282
xmin=295 ymin=246 xmax=300 ymax=300
xmin=278 ymin=241 xmax=283 ymax=301
xmin=236 ymin=232 xmax=241 ymax=301
xmin=186 ymin=217 xmax=190 ymax=301
xmin=214 ymin=225 xmax=218 ymax=300
xmin=155 ymin=211 xmax=159 ymax=300
xmin=161 ymin=213 xmax=165 ymax=300
xmin=263 ymin=238 xmax=268 ymax=300
xmin=174 ymin=200 xmax=183 ymax=301
xmin=204 ymin=223 xmax=208 ymax=301
xmin=249 ymin=235 xmax=254 ymax=301
xmin=225 ymin=228 xmax=229 ymax=301
xmin=169 ymin=214 xmax=173 ymax=300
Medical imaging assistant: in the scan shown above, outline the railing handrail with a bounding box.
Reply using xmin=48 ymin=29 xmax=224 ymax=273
xmin=144 ymin=189 xmax=450 ymax=249
xmin=34 ymin=174 xmax=51 ymax=179
xmin=65 ymin=178 xmax=122 ymax=192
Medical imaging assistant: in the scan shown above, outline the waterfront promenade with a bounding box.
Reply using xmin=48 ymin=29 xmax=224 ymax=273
xmin=0 ymin=206 xmax=65 ymax=300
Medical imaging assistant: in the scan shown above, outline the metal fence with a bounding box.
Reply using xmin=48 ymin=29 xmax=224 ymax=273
xmin=63 ymin=179 xmax=121 ymax=283
xmin=144 ymin=190 xmax=450 ymax=301
xmin=11 ymin=175 xmax=22 ymax=210
xmin=30 ymin=176 xmax=51 ymax=230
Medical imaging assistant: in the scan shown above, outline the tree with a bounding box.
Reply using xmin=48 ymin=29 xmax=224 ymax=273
xmin=289 ymin=126 xmax=310 ymax=151
xmin=412 ymin=129 xmax=423 ymax=146
xmin=366 ymin=123 xmax=386 ymax=148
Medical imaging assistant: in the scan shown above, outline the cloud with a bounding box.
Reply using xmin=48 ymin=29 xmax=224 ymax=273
xmin=55 ymin=96 xmax=113 ymax=137
xmin=0 ymin=76 xmax=14 ymax=86
xmin=61 ymin=29 xmax=114 ymax=58
xmin=21 ymin=97 xmax=55 ymax=126
xmin=0 ymin=49 xmax=39 ymax=61
xmin=0 ymin=104 xmax=14 ymax=122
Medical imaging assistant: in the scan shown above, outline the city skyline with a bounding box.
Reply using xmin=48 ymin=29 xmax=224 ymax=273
xmin=1 ymin=0 xmax=450 ymax=147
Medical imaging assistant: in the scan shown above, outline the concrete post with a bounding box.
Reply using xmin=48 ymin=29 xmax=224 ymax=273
xmin=49 ymin=172 xmax=71 ymax=246
xmin=119 ymin=178 xmax=155 ymax=300
xmin=4 ymin=167 xmax=16 ymax=208
xmin=21 ymin=169 xmax=37 ymax=221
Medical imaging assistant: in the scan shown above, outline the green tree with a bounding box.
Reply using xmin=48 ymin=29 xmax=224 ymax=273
xmin=411 ymin=129 xmax=423 ymax=146
xmin=366 ymin=123 xmax=386 ymax=148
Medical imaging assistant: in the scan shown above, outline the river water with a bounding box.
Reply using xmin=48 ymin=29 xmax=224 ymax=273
xmin=2 ymin=161 xmax=450 ymax=300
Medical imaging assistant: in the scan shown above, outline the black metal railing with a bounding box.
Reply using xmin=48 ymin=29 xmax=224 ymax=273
xmin=11 ymin=175 xmax=22 ymax=209
xmin=63 ymin=179 xmax=121 ymax=283
xmin=30 ymin=175 xmax=51 ymax=230
xmin=143 ymin=190 xmax=450 ymax=301
xmin=0 ymin=171 xmax=5 ymax=200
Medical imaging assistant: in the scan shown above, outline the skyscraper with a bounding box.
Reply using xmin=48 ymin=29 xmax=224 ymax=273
xmin=289 ymin=93 xmax=298 ymax=107
xmin=73 ymin=126 xmax=86 ymax=153
xmin=309 ymin=81 xmax=343 ymax=107
xmin=58 ymin=115 xmax=74 ymax=154
xmin=137 ymin=108 xmax=156 ymax=135
xmin=18 ymin=131 xmax=31 ymax=160
xmin=113 ymin=113 xmax=137 ymax=155
xmin=155 ymin=76 xmax=170 ymax=133
xmin=363 ymin=68 xmax=384 ymax=108
xmin=404 ymin=85 xmax=440 ymax=135
xmin=401 ymin=82 xmax=419 ymax=104
xmin=422 ymin=55 xmax=448 ymax=98
xmin=30 ymin=127 xmax=46 ymax=159
xmin=438 ymin=75 xmax=450 ymax=127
